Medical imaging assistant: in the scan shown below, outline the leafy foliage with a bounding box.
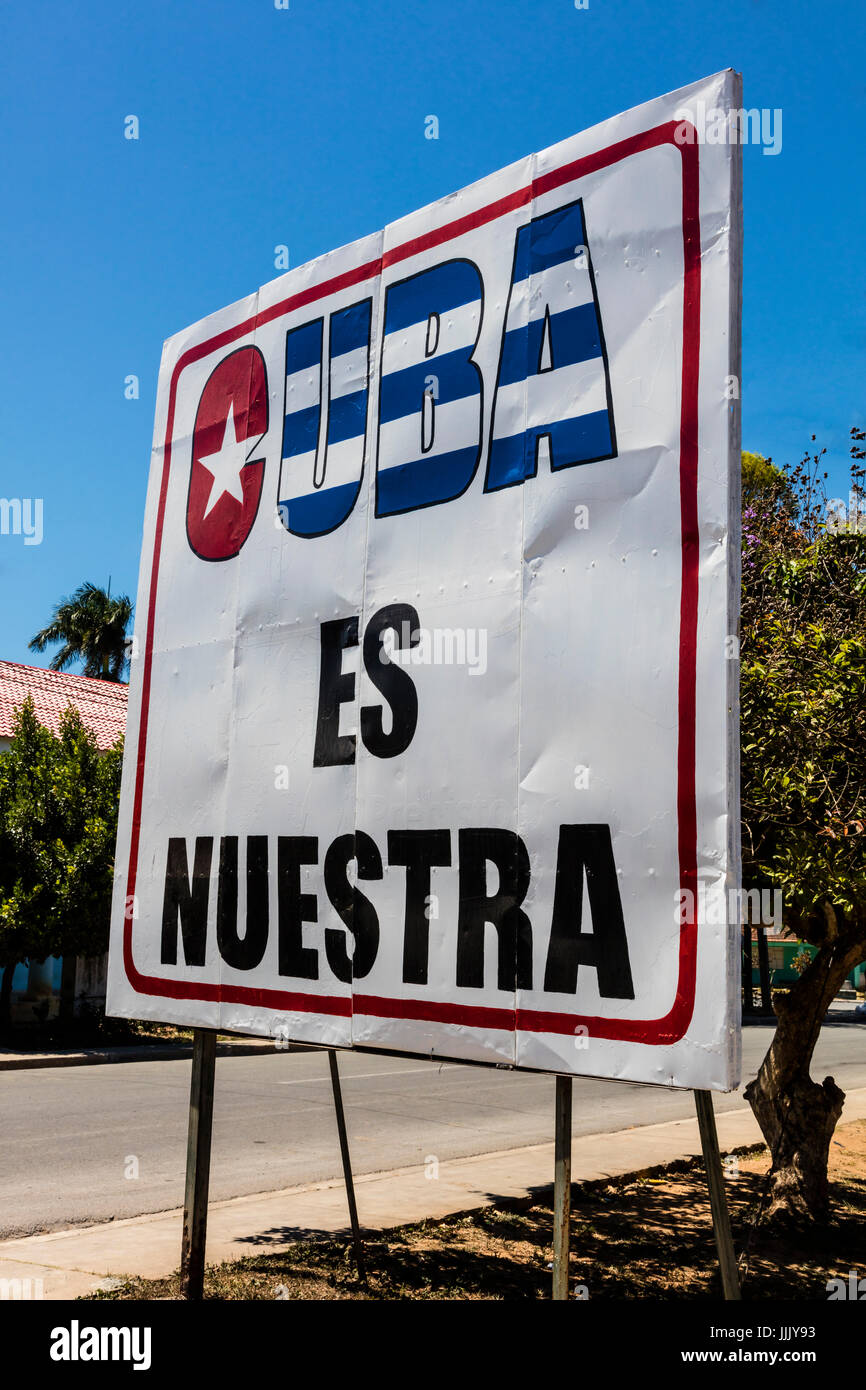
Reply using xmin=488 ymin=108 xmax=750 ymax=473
xmin=741 ymin=450 xmax=795 ymax=514
xmin=29 ymin=581 xmax=133 ymax=681
xmin=740 ymin=436 xmax=866 ymax=937
xmin=0 ymin=698 xmax=122 ymax=970
xmin=740 ymin=436 xmax=866 ymax=1222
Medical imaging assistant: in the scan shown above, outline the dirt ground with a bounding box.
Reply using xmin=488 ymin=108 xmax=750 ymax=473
xmin=94 ymin=1118 xmax=866 ymax=1301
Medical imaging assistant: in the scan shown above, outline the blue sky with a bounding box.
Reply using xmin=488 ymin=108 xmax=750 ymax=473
xmin=1 ymin=0 xmax=863 ymax=670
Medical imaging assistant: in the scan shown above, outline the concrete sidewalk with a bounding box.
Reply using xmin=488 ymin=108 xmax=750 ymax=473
xmin=3 ymin=1086 xmax=865 ymax=1300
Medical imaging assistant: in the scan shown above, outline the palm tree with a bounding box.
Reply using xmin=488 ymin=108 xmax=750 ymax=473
xmin=29 ymin=582 xmax=134 ymax=682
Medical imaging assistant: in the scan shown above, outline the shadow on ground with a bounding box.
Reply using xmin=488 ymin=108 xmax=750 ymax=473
xmin=93 ymin=1124 xmax=866 ymax=1301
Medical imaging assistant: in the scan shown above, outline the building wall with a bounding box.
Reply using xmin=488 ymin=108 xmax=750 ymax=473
xmin=0 ymin=961 xmax=33 ymax=993
xmin=0 ymin=955 xmax=108 ymax=1024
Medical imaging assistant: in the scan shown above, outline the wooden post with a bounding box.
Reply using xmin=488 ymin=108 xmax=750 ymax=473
xmin=694 ymin=1089 xmax=741 ymax=1300
xmin=328 ymin=1049 xmax=366 ymax=1283
xmin=180 ymin=1028 xmax=217 ymax=1301
xmin=552 ymin=1074 xmax=572 ymax=1301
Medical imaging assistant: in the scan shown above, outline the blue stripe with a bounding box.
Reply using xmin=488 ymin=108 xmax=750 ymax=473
xmin=377 ymin=445 xmax=478 ymax=515
xmin=486 ymin=430 xmax=527 ymax=489
xmin=512 ymin=203 xmax=588 ymax=284
xmin=326 ymin=389 xmax=368 ymax=446
xmin=279 ymin=480 xmax=361 ymax=537
xmin=379 ymin=347 xmax=479 ymax=426
xmin=285 ymin=319 xmax=323 ymax=375
xmin=331 ymin=301 xmax=371 ymax=358
xmin=384 ymin=262 xmax=481 ymax=336
xmin=282 ymin=403 xmax=319 ymax=458
xmin=547 ymin=410 xmax=613 ymax=471
xmin=486 ymin=410 xmax=613 ymax=489
xmin=498 ymin=302 xmax=603 ymax=388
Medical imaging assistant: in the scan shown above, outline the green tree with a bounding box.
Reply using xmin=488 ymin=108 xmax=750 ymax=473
xmin=29 ymin=581 xmax=134 ymax=681
xmin=740 ymin=436 xmax=866 ymax=1221
xmin=741 ymin=450 xmax=795 ymax=513
xmin=0 ymin=698 xmax=122 ymax=1029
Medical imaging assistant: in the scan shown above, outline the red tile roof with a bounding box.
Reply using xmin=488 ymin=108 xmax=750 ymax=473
xmin=0 ymin=661 xmax=127 ymax=750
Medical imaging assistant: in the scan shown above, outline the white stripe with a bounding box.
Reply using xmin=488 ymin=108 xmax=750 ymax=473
xmin=329 ymin=344 xmax=369 ymax=399
xmin=504 ymin=259 xmax=595 ymax=332
xmin=493 ymin=358 xmax=607 ymax=439
xmin=279 ymin=432 xmax=365 ymax=499
xmin=378 ymin=393 xmax=481 ymax=473
xmin=279 ymin=448 xmax=316 ymax=499
xmin=286 ymin=347 xmax=367 ymax=414
xmin=284 ymin=366 xmax=321 ymax=415
xmin=382 ymin=298 xmax=480 ymax=376
xmin=318 ymin=433 xmax=366 ymax=492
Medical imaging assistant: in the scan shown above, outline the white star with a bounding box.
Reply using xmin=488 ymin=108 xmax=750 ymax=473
xmin=196 ymin=402 xmax=264 ymax=518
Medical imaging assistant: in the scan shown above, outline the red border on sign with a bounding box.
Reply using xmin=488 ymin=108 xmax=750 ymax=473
xmin=123 ymin=121 xmax=702 ymax=1046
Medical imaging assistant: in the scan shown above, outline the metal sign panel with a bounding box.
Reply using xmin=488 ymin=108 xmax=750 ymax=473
xmin=108 ymin=71 xmax=742 ymax=1089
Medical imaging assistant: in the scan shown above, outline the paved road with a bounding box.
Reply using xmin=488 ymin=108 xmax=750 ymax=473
xmin=1 ymin=1017 xmax=864 ymax=1238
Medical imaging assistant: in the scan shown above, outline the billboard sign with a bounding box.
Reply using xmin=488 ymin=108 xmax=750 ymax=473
xmin=108 ymin=71 xmax=742 ymax=1090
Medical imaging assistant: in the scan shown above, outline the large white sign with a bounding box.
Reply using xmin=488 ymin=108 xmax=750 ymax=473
xmin=108 ymin=71 xmax=742 ymax=1090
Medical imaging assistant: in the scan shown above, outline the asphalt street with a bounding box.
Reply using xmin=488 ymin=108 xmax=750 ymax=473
xmin=1 ymin=1016 xmax=864 ymax=1238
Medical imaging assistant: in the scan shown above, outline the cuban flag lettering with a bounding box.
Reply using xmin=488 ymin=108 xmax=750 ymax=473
xmin=278 ymin=298 xmax=373 ymax=537
xmin=376 ymin=259 xmax=483 ymax=517
xmin=189 ymin=206 xmax=618 ymax=555
xmin=485 ymin=199 xmax=615 ymax=491
xmin=186 ymin=346 xmax=268 ymax=561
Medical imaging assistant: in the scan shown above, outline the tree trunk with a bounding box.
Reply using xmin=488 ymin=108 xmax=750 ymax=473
xmin=745 ymin=935 xmax=863 ymax=1224
xmin=0 ymin=963 xmax=15 ymax=1033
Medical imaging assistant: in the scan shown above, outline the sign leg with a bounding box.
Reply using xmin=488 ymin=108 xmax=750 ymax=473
xmin=552 ymin=1074 xmax=572 ymax=1301
xmin=694 ymin=1089 xmax=741 ymax=1300
xmin=328 ymin=1049 xmax=367 ymax=1283
xmin=180 ymin=1028 xmax=217 ymax=1300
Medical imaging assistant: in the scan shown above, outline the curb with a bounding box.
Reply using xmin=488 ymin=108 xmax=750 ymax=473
xmin=0 ymin=1040 xmax=317 ymax=1071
